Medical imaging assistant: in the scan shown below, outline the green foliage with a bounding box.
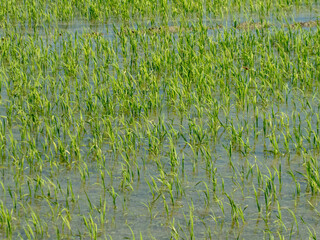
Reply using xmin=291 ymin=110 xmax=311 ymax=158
xmin=1 ymin=1 xmax=320 ymax=239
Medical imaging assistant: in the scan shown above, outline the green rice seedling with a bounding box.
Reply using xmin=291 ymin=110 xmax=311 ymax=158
xmin=168 ymin=134 xmax=178 ymax=172
xmin=216 ymin=199 xmax=225 ymax=217
xmin=183 ymin=201 xmax=195 ymax=240
xmin=255 ymin=161 xmax=264 ymax=189
xmin=0 ymin=201 xmax=13 ymax=238
xmin=169 ymin=218 xmax=180 ymax=240
xmin=307 ymin=200 xmax=320 ymax=219
xmin=60 ymin=209 xmax=72 ymax=235
xmin=85 ymin=190 xmax=94 ymax=211
xmin=167 ymin=180 xmax=175 ymax=206
xmin=269 ymin=132 xmax=280 ymax=155
xmin=162 ymin=194 xmax=169 ymax=218
xmin=288 ymin=170 xmax=301 ymax=197
xmin=23 ymin=223 xmax=35 ymax=240
xmin=107 ymin=186 xmax=118 ymax=209
xmin=142 ymin=200 xmax=156 ymax=221
xmin=195 ymin=181 xmax=210 ymax=208
xmin=173 ymin=173 xmax=185 ymax=197
xmin=225 ymin=192 xmax=246 ymax=226
xmin=145 ymin=177 xmax=156 ymax=201
xmin=125 ymin=224 xmax=136 ymax=240
xmin=29 ymin=208 xmax=46 ymax=238
xmin=286 ymin=208 xmax=299 ymax=236
xmin=211 ymin=167 xmax=218 ymax=198
xmin=262 ymin=182 xmax=274 ymax=223
xmin=79 ymin=161 xmax=90 ymax=184
xmin=83 ymin=215 xmax=98 ymax=240
xmin=307 ymin=226 xmax=317 ymax=239
xmin=97 ymin=197 xmax=108 ymax=228
xmin=275 ymin=199 xmax=287 ymax=231
xmin=222 ymin=141 xmax=233 ymax=161
xmin=253 ymin=184 xmax=261 ymax=213
xmin=119 ymin=161 xmax=134 ymax=192
xmin=181 ymin=153 xmax=185 ymax=176
xmin=273 ymin=162 xmax=282 ymax=194
xmin=0 ymin=181 xmax=6 ymax=203
xmin=8 ymin=190 xmax=18 ymax=213
xmin=99 ymin=169 xmax=107 ymax=192
xmin=301 ymin=154 xmax=320 ymax=195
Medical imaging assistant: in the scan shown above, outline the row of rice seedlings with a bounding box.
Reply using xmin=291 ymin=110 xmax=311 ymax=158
xmin=0 ymin=0 xmax=316 ymax=24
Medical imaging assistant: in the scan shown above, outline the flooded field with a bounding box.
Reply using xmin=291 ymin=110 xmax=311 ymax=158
xmin=1 ymin=1 xmax=320 ymax=239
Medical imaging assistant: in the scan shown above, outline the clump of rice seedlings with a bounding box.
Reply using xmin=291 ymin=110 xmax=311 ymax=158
xmin=301 ymin=154 xmax=320 ymax=195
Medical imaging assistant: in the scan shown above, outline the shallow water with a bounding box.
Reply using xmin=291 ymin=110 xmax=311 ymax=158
xmin=1 ymin=6 xmax=320 ymax=240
